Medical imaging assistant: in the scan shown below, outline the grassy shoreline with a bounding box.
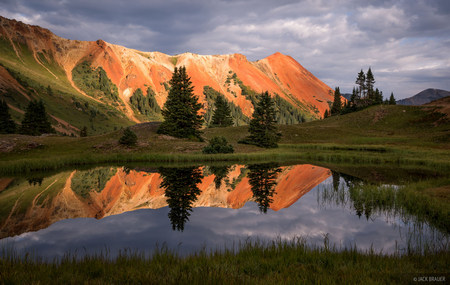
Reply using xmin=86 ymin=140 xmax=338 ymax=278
xmin=1 ymin=144 xmax=449 ymax=175
xmin=1 ymin=104 xmax=448 ymax=173
xmin=1 ymin=239 xmax=448 ymax=284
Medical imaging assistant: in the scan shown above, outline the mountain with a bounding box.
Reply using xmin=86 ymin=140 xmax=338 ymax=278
xmin=0 ymin=164 xmax=331 ymax=237
xmin=341 ymin=93 xmax=352 ymax=100
xmin=0 ymin=16 xmax=335 ymax=135
xmin=397 ymin=88 xmax=450 ymax=106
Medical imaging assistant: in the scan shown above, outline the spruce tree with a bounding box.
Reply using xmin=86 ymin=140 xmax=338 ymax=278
xmin=247 ymin=163 xmax=281 ymax=213
xmin=210 ymin=95 xmax=233 ymax=127
xmin=240 ymin=91 xmax=280 ymax=148
xmin=20 ymin=100 xmax=54 ymax=136
xmin=331 ymin=87 xmax=342 ymax=115
xmin=157 ymin=66 xmax=203 ymax=139
xmin=323 ymin=109 xmax=329 ymax=118
xmin=373 ymin=88 xmax=383 ymax=105
xmin=355 ymin=70 xmax=366 ymax=98
xmin=0 ymin=99 xmax=16 ymax=134
xmin=350 ymin=87 xmax=357 ymax=104
xmin=159 ymin=166 xmax=203 ymax=231
xmin=119 ymin=127 xmax=138 ymax=146
xmin=80 ymin=126 xmax=88 ymax=137
xmin=365 ymin=68 xmax=375 ymax=101
xmin=389 ymin=92 xmax=396 ymax=105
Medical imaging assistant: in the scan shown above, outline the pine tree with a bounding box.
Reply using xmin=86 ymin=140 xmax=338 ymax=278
xmin=350 ymin=87 xmax=357 ymax=104
xmin=373 ymin=88 xmax=383 ymax=105
xmin=389 ymin=92 xmax=396 ymax=105
xmin=240 ymin=91 xmax=281 ymax=148
xmin=323 ymin=109 xmax=329 ymax=118
xmin=119 ymin=127 xmax=138 ymax=146
xmin=157 ymin=66 xmax=203 ymax=139
xmin=20 ymin=100 xmax=54 ymax=136
xmin=0 ymin=99 xmax=16 ymax=134
xmin=247 ymin=163 xmax=281 ymax=213
xmin=210 ymin=95 xmax=233 ymax=127
xmin=365 ymin=68 xmax=375 ymax=101
xmin=355 ymin=70 xmax=366 ymax=98
xmin=159 ymin=166 xmax=203 ymax=231
xmin=331 ymin=87 xmax=342 ymax=115
xmin=80 ymin=126 xmax=88 ymax=137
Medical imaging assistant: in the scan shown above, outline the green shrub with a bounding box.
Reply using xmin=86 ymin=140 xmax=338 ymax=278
xmin=202 ymin=136 xmax=234 ymax=154
xmin=119 ymin=127 xmax=138 ymax=146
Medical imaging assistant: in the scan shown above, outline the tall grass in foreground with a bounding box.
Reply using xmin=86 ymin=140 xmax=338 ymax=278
xmin=317 ymin=178 xmax=450 ymax=236
xmin=1 ymin=238 xmax=448 ymax=284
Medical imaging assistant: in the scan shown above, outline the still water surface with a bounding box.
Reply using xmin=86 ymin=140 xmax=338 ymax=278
xmin=0 ymin=163 xmax=447 ymax=259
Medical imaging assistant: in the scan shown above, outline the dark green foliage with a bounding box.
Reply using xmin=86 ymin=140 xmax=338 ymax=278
xmin=323 ymin=109 xmax=329 ymax=118
xmin=232 ymin=73 xmax=307 ymax=124
xmin=129 ymin=88 xmax=161 ymax=118
xmin=343 ymin=68 xmax=388 ymax=115
xmin=157 ymin=66 xmax=203 ymax=139
xmin=0 ymin=99 xmax=16 ymax=134
xmin=71 ymin=167 xmax=117 ymax=198
xmin=80 ymin=126 xmax=88 ymax=137
xmin=355 ymin=69 xmax=365 ymax=98
xmin=389 ymin=93 xmax=396 ymax=105
xmin=365 ymin=67 xmax=375 ymax=99
xmin=72 ymin=61 xmax=119 ymax=102
xmin=20 ymin=100 xmax=55 ymax=136
xmin=27 ymin=177 xmax=44 ymax=186
xmin=203 ymin=86 xmax=249 ymax=126
xmin=119 ymin=127 xmax=138 ymax=146
xmin=240 ymin=91 xmax=281 ymax=148
xmin=373 ymin=88 xmax=383 ymax=105
xmin=211 ymin=95 xmax=234 ymax=127
xmin=273 ymin=94 xmax=305 ymax=124
xmin=247 ymin=163 xmax=281 ymax=213
xmin=159 ymin=166 xmax=203 ymax=231
xmin=330 ymin=87 xmax=342 ymax=115
xmin=146 ymin=87 xmax=161 ymax=114
xmin=202 ymin=136 xmax=234 ymax=154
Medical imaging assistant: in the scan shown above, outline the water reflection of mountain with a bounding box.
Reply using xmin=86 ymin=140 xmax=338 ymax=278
xmin=0 ymin=164 xmax=331 ymax=237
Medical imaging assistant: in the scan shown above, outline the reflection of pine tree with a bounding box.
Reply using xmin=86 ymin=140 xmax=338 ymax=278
xmin=209 ymin=165 xmax=232 ymax=189
xmin=159 ymin=166 xmax=203 ymax=231
xmin=331 ymin=170 xmax=340 ymax=192
xmin=247 ymin=163 xmax=281 ymax=213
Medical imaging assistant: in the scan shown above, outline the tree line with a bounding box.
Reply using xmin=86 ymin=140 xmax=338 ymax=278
xmin=0 ymin=99 xmax=54 ymax=135
xmin=324 ymin=68 xmax=397 ymax=118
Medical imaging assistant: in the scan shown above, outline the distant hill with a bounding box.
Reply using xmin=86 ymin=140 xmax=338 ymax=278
xmin=397 ymin=89 xmax=450 ymax=106
xmin=342 ymin=93 xmax=352 ymax=100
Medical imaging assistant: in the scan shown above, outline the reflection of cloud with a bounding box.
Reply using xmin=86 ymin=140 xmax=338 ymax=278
xmin=1 ymin=0 xmax=449 ymax=99
xmin=3 ymin=180 xmax=445 ymax=260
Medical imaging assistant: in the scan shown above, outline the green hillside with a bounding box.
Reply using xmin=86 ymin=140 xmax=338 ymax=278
xmin=0 ymin=36 xmax=132 ymax=135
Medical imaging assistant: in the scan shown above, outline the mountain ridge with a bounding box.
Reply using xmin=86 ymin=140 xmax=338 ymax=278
xmin=397 ymin=88 xmax=450 ymax=106
xmin=0 ymin=16 xmax=335 ymax=135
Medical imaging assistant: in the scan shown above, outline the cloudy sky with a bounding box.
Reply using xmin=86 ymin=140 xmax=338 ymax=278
xmin=1 ymin=0 xmax=449 ymax=99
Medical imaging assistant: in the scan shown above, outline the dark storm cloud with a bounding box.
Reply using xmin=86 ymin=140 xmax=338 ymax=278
xmin=1 ymin=0 xmax=449 ymax=99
